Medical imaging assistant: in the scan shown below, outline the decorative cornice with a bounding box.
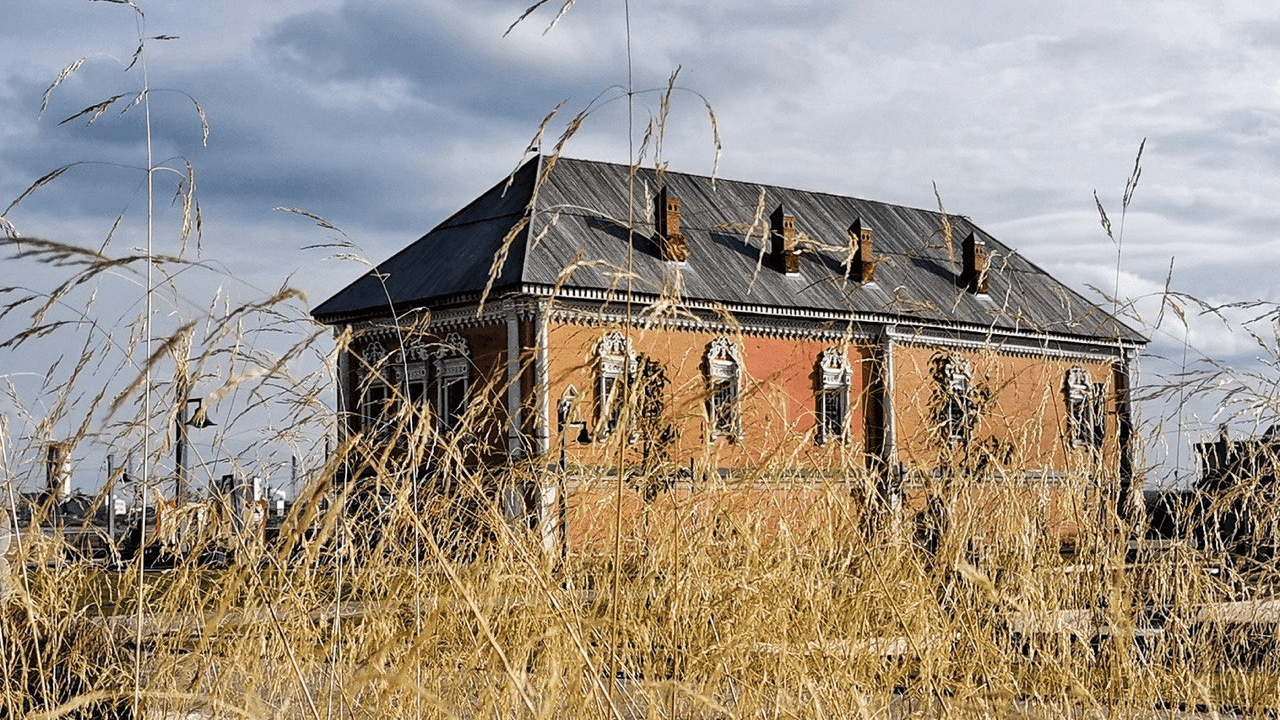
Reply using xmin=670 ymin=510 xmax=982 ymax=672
xmin=341 ymin=286 xmax=1132 ymax=361
xmin=342 ymin=298 xmax=542 ymax=338
xmin=522 ymin=283 xmax=1142 ymax=357
xmin=885 ymin=326 xmax=1122 ymax=362
xmin=545 ymin=300 xmax=873 ymax=343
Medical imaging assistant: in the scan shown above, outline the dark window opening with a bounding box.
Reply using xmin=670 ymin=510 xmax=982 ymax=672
xmin=819 ymin=388 xmax=846 ymax=441
xmin=362 ymin=382 xmax=391 ymax=440
xmin=440 ymin=376 xmax=468 ymax=432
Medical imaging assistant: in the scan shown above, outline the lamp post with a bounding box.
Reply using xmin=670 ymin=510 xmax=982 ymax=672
xmin=174 ymin=396 xmax=215 ymax=504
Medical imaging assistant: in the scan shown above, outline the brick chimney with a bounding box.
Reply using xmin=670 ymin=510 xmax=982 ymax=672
xmin=654 ymin=187 xmax=688 ymax=262
xmin=849 ymin=218 xmax=875 ymax=283
xmin=962 ymin=231 xmax=989 ymax=294
xmin=769 ymin=205 xmax=801 ymax=274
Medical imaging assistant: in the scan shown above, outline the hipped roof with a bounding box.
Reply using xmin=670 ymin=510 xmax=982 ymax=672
xmin=313 ymin=155 xmax=1146 ymax=345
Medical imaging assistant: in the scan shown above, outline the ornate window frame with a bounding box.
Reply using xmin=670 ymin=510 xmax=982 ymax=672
xmin=933 ymin=353 xmax=977 ymax=448
xmin=359 ymin=341 xmax=393 ymax=438
xmin=706 ymin=337 xmax=743 ymax=442
xmin=595 ymin=331 xmax=635 ymax=438
xmin=401 ymin=341 xmax=432 ymax=435
xmin=816 ymin=347 xmax=851 ymax=445
xmin=1065 ymin=366 xmax=1106 ymax=450
xmin=434 ymin=332 xmax=472 ymax=433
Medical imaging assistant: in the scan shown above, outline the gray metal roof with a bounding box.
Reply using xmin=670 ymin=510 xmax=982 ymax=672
xmin=313 ymin=155 xmax=1146 ymax=345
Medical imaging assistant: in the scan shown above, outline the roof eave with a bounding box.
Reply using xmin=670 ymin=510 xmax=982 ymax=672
xmin=519 ymin=283 xmax=1148 ymax=352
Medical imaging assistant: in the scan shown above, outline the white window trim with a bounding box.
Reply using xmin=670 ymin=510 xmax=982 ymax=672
xmin=595 ymin=331 xmax=635 ymax=439
xmin=936 ymin=354 xmax=976 ymax=447
xmin=706 ymin=337 xmax=743 ymax=442
xmin=1065 ymin=366 xmax=1106 ymax=450
xmin=558 ymin=384 xmax=581 ymax=429
xmin=816 ymin=346 xmax=851 ymax=445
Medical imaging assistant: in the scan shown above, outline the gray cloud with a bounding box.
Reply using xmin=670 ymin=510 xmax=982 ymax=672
xmin=5 ymin=0 xmax=1280 ymax=487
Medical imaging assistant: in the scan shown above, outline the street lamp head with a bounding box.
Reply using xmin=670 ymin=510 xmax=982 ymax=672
xmin=186 ymin=398 xmax=216 ymax=429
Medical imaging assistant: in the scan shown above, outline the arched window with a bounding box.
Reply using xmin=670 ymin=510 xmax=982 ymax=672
xmin=706 ymin=338 xmax=742 ymax=441
xmin=1065 ymin=366 xmax=1106 ymax=450
xmin=816 ymin=347 xmax=851 ymax=444
xmin=595 ymin=331 xmax=634 ymax=437
xmin=434 ymin=332 xmax=471 ymax=432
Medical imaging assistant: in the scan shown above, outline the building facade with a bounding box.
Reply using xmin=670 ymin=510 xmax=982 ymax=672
xmin=313 ymin=156 xmax=1147 ymax=551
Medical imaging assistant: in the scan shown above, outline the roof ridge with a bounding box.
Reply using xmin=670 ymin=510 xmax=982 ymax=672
xmin=541 ymin=154 xmax=952 ymax=218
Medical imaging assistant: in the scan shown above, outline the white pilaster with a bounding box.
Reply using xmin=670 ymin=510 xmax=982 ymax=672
xmin=505 ymin=301 xmax=523 ymax=457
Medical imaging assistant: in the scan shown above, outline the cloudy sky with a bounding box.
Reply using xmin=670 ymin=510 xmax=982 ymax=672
xmin=4 ymin=0 xmax=1280 ymax=488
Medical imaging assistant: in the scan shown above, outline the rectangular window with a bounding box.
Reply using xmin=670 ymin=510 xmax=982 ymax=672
xmin=432 ymin=332 xmax=473 ymax=436
xmin=711 ymin=376 xmax=738 ymax=436
xmin=933 ymin=354 xmax=976 ymax=448
xmin=595 ymin=332 xmax=633 ymax=439
xmin=706 ymin=338 xmax=741 ymax=442
xmin=1066 ymin=367 xmax=1106 ymax=451
xmin=404 ymin=361 xmax=429 ymax=434
xmin=818 ymin=388 xmax=846 ymax=442
xmin=817 ymin=348 xmax=851 ymax=445
xmin=440 ymin=376 xmax=467 ymax=432
xmin=944 ymin=394 xmax=970 ymax=445
xmin=1074 ymin=382 xmax=1106 ymax=450
xmin=362 ymin=382 xmax=391 ymax=439
xmin=599 ymin=373 xmax=622 ymax=435
xmin=1089 ymin=384 xmax=1106 ymax=446
xmin=406 ymin=362 xmax=428 ymax=403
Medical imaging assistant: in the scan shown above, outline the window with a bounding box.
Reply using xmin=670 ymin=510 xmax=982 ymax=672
xmin=933 ymin=353 xmax=977 ymax=447
xmin=1065 ymin=366 xmax=1106 ymax=450
xmin=403 ymin=342 xmax=430 ymax=402
xmin=359 ymin=341 xmax=393 ymax=439
xmin=595 ymin=332 xmax=634 ymax=437
xmin=405 ymin=360 xmax=429 ymax=402
xmin=434 ymin=332 xmax=471 ymax=433
xmin=600 ymin=374 xmax=621 ymax=434
xmin=362 ymin=382 xmax=391 ymax=437
xmin=706 ymin=338 xmax=742 ymax=441
xmin=557 ymin=384 xmax=581 ymax=430
xmin=816 ymin=347 xmax=850 ymax=444
xmin=403 ymin=342 xmax=431 ymax=434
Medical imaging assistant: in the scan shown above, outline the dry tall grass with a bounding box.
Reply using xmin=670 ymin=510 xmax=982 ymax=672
xmin=2 ymin=439 xmax=1279 ymax=719
xmin=2 ymin=3 xmax=1279 ymax=719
